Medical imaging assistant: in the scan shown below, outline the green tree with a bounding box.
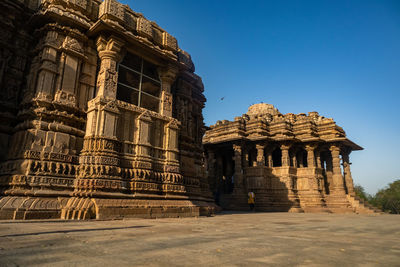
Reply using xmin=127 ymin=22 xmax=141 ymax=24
xmin=370 ymin=180 xmax=400 ymax=214
xmin=354 ymin=184 xmax=370 ymax=201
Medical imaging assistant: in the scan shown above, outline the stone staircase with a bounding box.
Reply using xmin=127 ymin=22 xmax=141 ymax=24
xmin=346 ymin=194 xmax=383 ymax=214
xmin=324 ymin=194 xmax=354 ymax=213
xmin=218 ymin=192 xmax=383 ymax=214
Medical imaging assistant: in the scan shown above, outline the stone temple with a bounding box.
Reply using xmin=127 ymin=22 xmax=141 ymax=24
xmin=0 ymin=0 xmax=377 ymax=220
xmin=203 ymin=103 xmax=378 ymax=213
xmin=0 ymin=0 xmax=216 ymax=220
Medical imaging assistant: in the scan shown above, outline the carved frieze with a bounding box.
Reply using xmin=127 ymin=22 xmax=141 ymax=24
xmin=137 ymin=17 xmax=153 ymax=39
xmin=99 ymin=0 xmax=124 ymax=22
xmin=162 ymin=32 xmax=178 ymax=51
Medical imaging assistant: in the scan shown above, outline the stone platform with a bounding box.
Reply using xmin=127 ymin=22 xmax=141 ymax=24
xmin=0 ymin=212 xmax=399 ymax=266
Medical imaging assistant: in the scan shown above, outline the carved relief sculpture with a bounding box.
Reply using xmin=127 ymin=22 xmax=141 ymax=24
xmin=0 ymin=0 xmax=216 ymax=220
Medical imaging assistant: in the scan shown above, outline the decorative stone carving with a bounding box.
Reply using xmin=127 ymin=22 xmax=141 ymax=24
xmin=95 ymin=35 xmax=124 ymax=100
xmin=136 ymin=17 xmax=153 ymax=39
xmin=162 ymin=32 xmax=178 ymax=51
xmin=204 ymin=103 xmax=368 ymax=213
xmin=0 ymin=0 xmax=216 ymax=220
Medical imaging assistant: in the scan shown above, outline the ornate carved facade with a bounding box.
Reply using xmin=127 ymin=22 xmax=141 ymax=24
xmin=0 ymin=0 xmax=215 ymax=220
xmin=203 ymin=103 xmax=378 ymax=214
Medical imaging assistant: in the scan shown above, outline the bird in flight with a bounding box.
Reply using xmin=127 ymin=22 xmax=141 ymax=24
xmin=220 ymin=97 xmax=225 ymax=101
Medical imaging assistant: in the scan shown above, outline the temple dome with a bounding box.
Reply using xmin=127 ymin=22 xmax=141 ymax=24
xmin=246 ymin=103 xmax=281 ymax=116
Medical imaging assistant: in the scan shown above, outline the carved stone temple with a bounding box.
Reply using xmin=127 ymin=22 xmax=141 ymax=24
xmin=0 ymin=0 xmax=217 ymax=220
xmin=0 ymin=0 xmax=378 ymax=220
xmin=203 ymin=103 xmax=378 ymax=214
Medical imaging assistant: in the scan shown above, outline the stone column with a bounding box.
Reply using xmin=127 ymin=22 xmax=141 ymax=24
xmin=325 ymin=152 xmax=333 ymax=193
xmin=164 ymin=119 xmax=180 ymax=167
xmin=315 ymin=149 xmax=322 ymax=168
xmin=207 ymin=151 xmax=216 ymax=178
xmin=267 ymin=151 xmax=273 ymax=168
xmin=256 ymin=144 xmax=265 ymax=166
xmin=281 ymin=144 xmax=291 ymax=167
xmin=342 ymin=149 xmax=355 ymax=194
xmin=298 ymin=151 xmax=304 ymax=168
xmin=207 ymin=150 xmax=217 ymax=193
xmin=329 ymin=144 xmax=346 ymax=194
xmin=291 ymin=150 xmax=297 ymax=168
xmin=233 ymin=144 xmax=244 ymax=190
xmin=305 ymin=144 xmax=316 ymax=168
xmin=75 ymin=35 xmax=125 ymax=198
xmin=244 ymin=148 xmax=250 ymax=167
xmin=315 ymin=148 xmax=324 ymax=192
xmin=159 ymin=66 xmax=178 ymax=117
xmin=95 ymin=35 xmax=124 ymax=100
xmin=216 ymin=154 xmax=223 ymax=191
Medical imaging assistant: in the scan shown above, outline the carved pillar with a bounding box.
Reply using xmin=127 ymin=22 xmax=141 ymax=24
xmin=233 ymin=144 xmax=244 ymax=190
xmin=315 ymin=148 xmax=324 ymax=192
xmin=298 ymin=151 xmax=304 ymax=168
xmin=281 ymin=144 xmax=291 ymax=167
xmin=53 ymin=35 xmax=87 ymax=107
xmin=74 ymin=36 xmax=125 ymax=197
xmin=342 ymin=149 xmax=355 ymax=194
xmin=267 ymin=151 xmax=273 ymax=168
xmin=34 ymin=32 xmax=59 ymax=101
xmin=315 ymin=149 xmax=322 ymax=168
xmin=164 ymin=119 xmax=180 ymax=167
xmin=256 ymin=144 xmax=265 ymax=166
xmin=159 ymin=67 xmax=178 ymax=117
xmin=207 ymin=150 xmax=216 ymax=192
xmin=325 ymin=152 xmax=333 ymax=193
xmin=291 ymin=150 xmax=297 ymax=168
xmin=216 ymin=154 xmax=223 ymax=191
xmin=95 ymin=35 xmax=124 ymax=100
xmin=243 ymin=148 xmax=249 ymax=167
xmin=305 ymin=144 xmax=316 ymax=168
xmin=84 ymin=36 xmax=124 ymax=140
xmin=329 ymin=144 xmax=346 ymax=194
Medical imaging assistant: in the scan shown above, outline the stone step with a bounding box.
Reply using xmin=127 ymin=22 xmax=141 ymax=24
xmin=346 ymin=194 xmax=382 ymax=215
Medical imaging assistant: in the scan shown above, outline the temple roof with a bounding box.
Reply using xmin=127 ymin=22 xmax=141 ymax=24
xmin=204 ymin=103 xmax=363 ymax=151
xmin=246 ymin=103 xmax=281 ymax=116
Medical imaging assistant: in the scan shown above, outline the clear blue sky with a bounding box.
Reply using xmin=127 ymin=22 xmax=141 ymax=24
xmin=121 ymin=0 xmax=400 ymax=194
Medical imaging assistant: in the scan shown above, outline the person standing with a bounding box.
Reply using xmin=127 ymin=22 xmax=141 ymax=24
xmin=248 ymin=191 xmax=255 ymax=211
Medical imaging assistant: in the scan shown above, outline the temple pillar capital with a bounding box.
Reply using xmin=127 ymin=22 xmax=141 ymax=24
xmin=95 ymin=35 xmax=125 ymax=100
xmin=158 ymin=65 xmax=179 ymax=91
xmin=158 ymin=66 xmax=179 ymax=117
